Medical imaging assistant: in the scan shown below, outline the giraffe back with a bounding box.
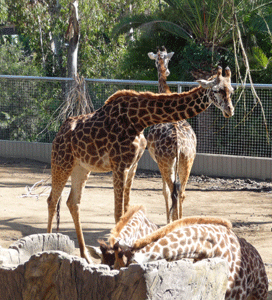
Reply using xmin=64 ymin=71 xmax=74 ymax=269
xmin=133 ymin=215 xmax=232 ymax=250
xmin=117 ymin=217 xmax=268 ymax=300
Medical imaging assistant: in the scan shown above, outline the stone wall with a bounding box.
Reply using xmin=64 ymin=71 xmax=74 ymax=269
xmin=0 ymin=234 xmax=228 ymax=299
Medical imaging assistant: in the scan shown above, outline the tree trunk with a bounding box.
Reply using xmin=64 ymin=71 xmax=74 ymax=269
xmin=66 ymin=0 xmax=80 ymax=79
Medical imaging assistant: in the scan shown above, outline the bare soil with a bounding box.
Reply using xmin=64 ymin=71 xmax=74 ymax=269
xmin=0 ymin=156 xmax=271 ymax=298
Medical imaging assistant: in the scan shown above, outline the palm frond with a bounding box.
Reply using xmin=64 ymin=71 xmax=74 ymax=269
xmin=111 ymin=13 xmax=193 ymax=40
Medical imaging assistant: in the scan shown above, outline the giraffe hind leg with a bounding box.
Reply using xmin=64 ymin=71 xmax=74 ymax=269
xmin=178 ymin=156 xmax=195 ymax=219
xmin=123 ymin=163 xmax=138 ymax=214
xmin=159 ymin=163 xmax=175 ymax=223
xmin=47 ymin=164 xmax=71 ymax=233
xmin=170 ymin=180 xmax=181 ymax=220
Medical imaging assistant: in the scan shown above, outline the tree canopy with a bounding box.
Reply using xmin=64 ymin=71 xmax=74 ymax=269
xmin=0 ymin=0 xmax=272 ymax=83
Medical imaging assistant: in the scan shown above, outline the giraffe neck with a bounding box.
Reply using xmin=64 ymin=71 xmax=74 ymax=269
xmin=133 ymin=224 xmax=228 ymax=264
xmin=104 ymin=88 xmax=211 ymax=132
xmin=157 ymin=58 xmax=171 ymax=94
xmin=109 ymin=206 xmax=158 ymax=248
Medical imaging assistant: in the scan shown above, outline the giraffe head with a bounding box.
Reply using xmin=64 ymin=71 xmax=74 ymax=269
xmin=112 ymin=241 xmax=135 ymax=269
xmin=86 ymin=240 xmax=115 ymax=268
xmin=148 ymin=46 xmax=174 ymax=77
xmin=197 ymin=66 xmax=234 ymax=118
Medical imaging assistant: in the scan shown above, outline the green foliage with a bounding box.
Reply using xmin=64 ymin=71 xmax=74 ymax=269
xmin=174 ymin=42 xmax=236 ymax=81
xmin=112 ymin=0 xmax=272 ymax=83
xmin=4 ymin=0 xmax=159 ymax=79
xmin=0 ymin=38 xmax=41 ymax=76
xmin=0 ymin=0 xmax=8 ymax=23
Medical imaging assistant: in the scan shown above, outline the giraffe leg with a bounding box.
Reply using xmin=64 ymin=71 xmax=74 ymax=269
xmin=159 ymin=163 xmax=175 ymax=223
xmin=124 ymin=134 xmax=146 ymax=213
xmin=112 ymin=168 xmax=128 ymax=223
xmin=66 ymin=165 xmax=91 ymax=263
xmin=47 ymin=164 xmax=71 ymax=233
xmin=123 ymin=163 xmax=138 ymax=214
xmin=162 ymin=180 xmax=170 ymax=223
xmin=178 ymin=157 xmax=195 ymax=219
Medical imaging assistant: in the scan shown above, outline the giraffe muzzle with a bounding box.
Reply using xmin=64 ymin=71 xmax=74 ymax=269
xmin=223 ymin=106 xmax=234 ymax=118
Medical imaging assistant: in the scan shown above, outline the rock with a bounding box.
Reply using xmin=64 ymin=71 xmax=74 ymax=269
xmin=0 ymin=233 xmax=75 ymax=266
xmin=0 ymin=249 xmax=228 ymax=300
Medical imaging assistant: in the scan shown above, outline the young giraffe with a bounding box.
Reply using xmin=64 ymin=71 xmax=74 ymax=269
xmin=115 ymin=216 xmax=268 ymax=300
xmin=148 ymin=46 xmax=197 ymax=222
xmin=87 ymin=205 xmax=158 ymax=268
xmin=47 ymin=66 xmax=234 ymax=263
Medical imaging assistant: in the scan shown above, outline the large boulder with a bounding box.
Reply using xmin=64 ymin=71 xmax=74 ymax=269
xmin=0 ymin=234 xmax=229 ymax=299
xmin=0 ymin=233 xmax=75 ymax=266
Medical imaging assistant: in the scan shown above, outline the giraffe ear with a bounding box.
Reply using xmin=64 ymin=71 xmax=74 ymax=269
xmin=117 ymin=240 xmax=130 ymax=251
xmin=167 ymin=52 xmax=174 ymax=60
xmin=86 ymin=245 xmax=102 ymax=259
xmin=224 ymin=67 xmax=231 ymax=78
xmin=196 ymin=78 xmax=217 ymax=89
xmin=148 ymin=52 xmax=157 ymax=60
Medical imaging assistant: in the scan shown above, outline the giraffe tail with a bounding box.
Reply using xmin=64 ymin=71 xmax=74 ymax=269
xmin=169 ymin=180 xmax=181 ymax=219
xmin=56 ymin=196 xmax=62 ymax=232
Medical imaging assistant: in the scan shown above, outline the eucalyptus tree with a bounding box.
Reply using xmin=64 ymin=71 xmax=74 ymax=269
xmin=5 ymin=0 xmax=158 ymax=78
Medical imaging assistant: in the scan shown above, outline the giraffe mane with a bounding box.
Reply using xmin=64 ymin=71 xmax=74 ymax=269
xmin=109 ymin=205 xmax=146 ymax=247
xmin=104 ymin=90 xmax=140 ymax=105
xmin=103 ymin=86 xmax=204 ymax=106
xmin=133 ymin=216 xmax=232 ymax=250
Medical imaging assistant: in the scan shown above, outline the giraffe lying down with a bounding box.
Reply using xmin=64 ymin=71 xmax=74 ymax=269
xmin=89 ymin=206 xmax=268 ymax=300
xmin=87 ymin=205 xmax=158 ymax=268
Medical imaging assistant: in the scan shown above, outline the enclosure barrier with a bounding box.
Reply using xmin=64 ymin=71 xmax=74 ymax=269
xmin=0 ymin=140 xmax=271 ymax=180
xmin=0 ymin=75 xmax=271 ymax=180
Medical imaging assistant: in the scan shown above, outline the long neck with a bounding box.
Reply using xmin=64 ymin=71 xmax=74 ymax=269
xmin=134 ymin=225 xmax=224 ymax=264
xmin=112 ymin=210 xmax=158 ymax=247
xmin=129 ymin=88 xmax=210 ymax=132
xmin=157 ymin=59 xmax=171 ymax=94
xmin=103 ymin=89 xmax=211 ymax=133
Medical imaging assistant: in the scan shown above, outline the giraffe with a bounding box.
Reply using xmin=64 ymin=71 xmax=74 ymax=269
xmin=47 ymin=66 xmax=234 ymax=263
xmin=87 ymin=205 xmax=158 ymax=268
xmin=115 ymin=216 xmax=268 ymax=300
xmin=147 ymin=46 xmax=197 ymax=222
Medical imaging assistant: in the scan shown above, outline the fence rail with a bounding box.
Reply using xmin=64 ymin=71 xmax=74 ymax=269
xmin=0 ymin=74 xmax=271 ymax=158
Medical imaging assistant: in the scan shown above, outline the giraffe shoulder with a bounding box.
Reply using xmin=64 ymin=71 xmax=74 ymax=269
xmin=104 ymin=90 xmax=140 ymax=105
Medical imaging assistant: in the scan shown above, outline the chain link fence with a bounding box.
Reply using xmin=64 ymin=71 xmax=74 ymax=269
xmin=0 ymin=75 xmax=271 ymax=158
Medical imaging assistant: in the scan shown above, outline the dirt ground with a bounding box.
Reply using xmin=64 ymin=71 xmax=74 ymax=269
xmin=0 ymin=156 xmax=271 ymax=298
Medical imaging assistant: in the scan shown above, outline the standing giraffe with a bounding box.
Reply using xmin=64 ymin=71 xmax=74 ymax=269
xmin=115 ymin=216 xmax=268 ymax=300
xmin=47 ymin=66 xmax=234 ymax=263
xmin=87 ymin=205 xmax=158 ymax=268
xmin=147 ymin=46 xmax=197 ymax=222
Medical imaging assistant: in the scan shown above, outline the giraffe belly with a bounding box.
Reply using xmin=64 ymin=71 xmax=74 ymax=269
xmin=78 ymin=153 xmax=112 ymax=173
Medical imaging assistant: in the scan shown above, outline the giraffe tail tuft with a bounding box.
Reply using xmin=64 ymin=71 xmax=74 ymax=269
xmin=56 ymin=196 xmax=62 ymax=232
xmin=169 ymin=180 xmax=181 ymax=218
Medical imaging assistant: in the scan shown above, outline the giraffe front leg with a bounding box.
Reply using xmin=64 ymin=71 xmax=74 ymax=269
xmin=66 ymin=165 xmax=92 ymax=263
xmin=112 ymin=169 xmax=128 ymax=223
